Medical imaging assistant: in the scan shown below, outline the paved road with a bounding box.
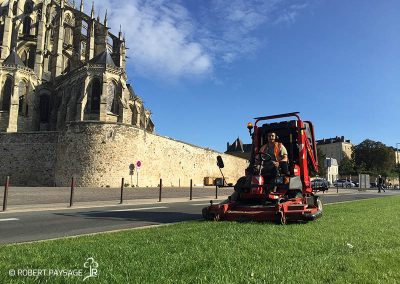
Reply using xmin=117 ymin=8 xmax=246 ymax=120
xmin=1 ymin=190 xmax=399 ymax=244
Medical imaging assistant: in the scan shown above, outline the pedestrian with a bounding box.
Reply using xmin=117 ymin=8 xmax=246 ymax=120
xmin=378 ymin=175 xmax=385 ymax=193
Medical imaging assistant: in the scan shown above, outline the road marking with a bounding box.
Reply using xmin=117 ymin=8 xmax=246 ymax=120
xmin=190 ymin=203 xmax=210 ymax=206
xmin=0 ymin=218 xmax=19 ymax=222
xmin=109 ymin=206 xmax=168 ymax=212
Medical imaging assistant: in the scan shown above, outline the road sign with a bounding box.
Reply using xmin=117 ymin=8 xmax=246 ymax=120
xmin=129 ymin=164 xmax=135 ymax=171
xmin=136 ymin=160 xmax=142 ymax=169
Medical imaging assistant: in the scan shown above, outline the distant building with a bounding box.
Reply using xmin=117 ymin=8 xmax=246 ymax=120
xmin=225 ymin=137 xmax=252 ymax=160
xmin=316 ymin=136 xmax=353 ymax=162
xmin=325 ymin=157 xmax=338 ymax=184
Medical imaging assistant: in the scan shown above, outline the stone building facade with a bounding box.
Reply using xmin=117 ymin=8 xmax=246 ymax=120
xmin=316 ymin=136 xmax=353 ymax=162
xmin=0 ymin=0 xmax=153 ymax=133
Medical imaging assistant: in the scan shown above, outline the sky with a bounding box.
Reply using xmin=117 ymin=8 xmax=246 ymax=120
xmin=85 ymin=0 xmax=400 ymax=152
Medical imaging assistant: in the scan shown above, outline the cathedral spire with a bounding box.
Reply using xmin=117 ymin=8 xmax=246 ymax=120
xmin=91 ymin=1 xmax=95 ymax=18
xmin=80 ymin=0 xmax=84 ymax=12
xmin=104 ymin=9 xmax=108 ymax=27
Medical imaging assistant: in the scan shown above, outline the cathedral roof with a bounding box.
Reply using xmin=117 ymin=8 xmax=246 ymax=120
xmin=88 ymin=50 xmax=116 ymax=67
xmin=3 ymin=48 xmax=25 ymax=67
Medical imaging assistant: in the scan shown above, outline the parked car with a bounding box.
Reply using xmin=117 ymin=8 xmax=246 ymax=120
xmin=370 ymin=182 xmax=377 ymax=188
xmin=311 ymin=178 xmax=330 ymax=192
xmin=334 ymin=179 xmax=356 ymax=188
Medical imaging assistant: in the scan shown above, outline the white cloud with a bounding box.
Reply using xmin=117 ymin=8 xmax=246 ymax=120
xmin=83 ymin=0 xmax=309 ymax=79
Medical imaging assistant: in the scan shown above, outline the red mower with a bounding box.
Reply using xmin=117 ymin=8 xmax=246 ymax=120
xmin=203 ymin=112 xmax=323 ymax=224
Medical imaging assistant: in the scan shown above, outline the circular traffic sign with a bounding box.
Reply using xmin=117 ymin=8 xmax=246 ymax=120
xmin=136 ymin=160 xmax=142 ymax=168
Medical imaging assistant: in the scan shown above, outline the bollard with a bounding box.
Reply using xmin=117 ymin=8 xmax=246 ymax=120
xmin=2 ymin=176 xmax=10 ymax=211
xmin=179 ymin=178 xmax=181 ymax=188
xmin=336 ymin=184 xmax=339 ymax=194
xmin=120 ymin=178 xmax=124 ymax=204
xmin=215 ymin=185 xmax=218 ymax=199
xmin=69 ymin=177 xmax=75 ymax=207
xmin=190 ymin=179 xmax=193 ymax=200
xmin=158 ymin=179 xmax=162 ymax=202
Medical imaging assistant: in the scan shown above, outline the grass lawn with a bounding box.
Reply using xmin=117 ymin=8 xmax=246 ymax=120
xmin=1 ymin=196 xmax=400 ymax=283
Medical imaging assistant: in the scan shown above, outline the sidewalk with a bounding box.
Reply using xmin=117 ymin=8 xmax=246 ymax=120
xmin=0 ymin=186 xmax=381 ymax=214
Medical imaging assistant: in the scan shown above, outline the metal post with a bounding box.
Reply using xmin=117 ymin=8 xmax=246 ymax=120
xmin=158 ymin=179 xmax=162 ymax=202
xmin=397 ymin=143 xmax=400 ymax=189
xmin=69 ymin=177 xmax=75 ymax=207
xmin=215 ymin=185 xmax=218 ymax=199
xmin=136 ymin=171 xmax=139 ymax=187
xmin=179 ymin=178 xmax=181 ymax=188
xmin=2 ymin=176 xmax=10 ymax=211
xmin=190 ymin=179 xmax=193 ymax=200
xmin=120 ymin=178 xmax=124 ymax=204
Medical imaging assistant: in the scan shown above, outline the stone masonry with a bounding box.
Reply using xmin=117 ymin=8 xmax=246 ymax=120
xmin=0 ymin=122 xmax=249 ymax=187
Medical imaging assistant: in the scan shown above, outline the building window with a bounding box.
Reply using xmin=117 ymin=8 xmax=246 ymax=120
xmin=24 ymin=1 xmax=33 ymax=14
xmin=106 ymin=83 xmax=118 ymax=114
xmin=1 ymin=78 xmax=13 ymax=111
xmin=23 ymin=17 xmax=32 ymax=35
xmin=90 ymin=78 xmax=101 ymax=114
xmin=18 ymin=81 xmax=28 ymax=116
xmin=64 ymin=27 xmax=73 ymax=45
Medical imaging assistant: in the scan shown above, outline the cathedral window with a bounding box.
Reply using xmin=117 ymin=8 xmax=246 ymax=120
xmin=1 ymin=77 xmax=13 ymax=111
xmin=13 ymin=2 xmax=18 ymax=16
xmin=90 ymin=78 xmax=101 ymax=114
xmin=106 ymin=82 xmax=118 ymax=115
xmin=18 ymin=81 xmax=28 ymax=116
xmin=24 ymin=1 xmax=34 ymax=14
xmin=23 ymin=16 xmax=32 ymax=36
xmin=64 ymin=27 xmax=73 ymax=45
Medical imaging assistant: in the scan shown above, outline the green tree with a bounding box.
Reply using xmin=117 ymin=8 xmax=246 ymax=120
xmin=353 ymin=139 xmax=395 ymax=176
xmin=316 ymin=146 xmax=327 ymax=177
xmin=339 ymin=156 xmax=355 ymax=176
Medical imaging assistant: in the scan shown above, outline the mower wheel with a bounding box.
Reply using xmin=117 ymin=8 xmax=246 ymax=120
xmin=314 ymin=196 xmax=323 ymax=212
xmin=274 ymin=212 xmax=286 ymax=225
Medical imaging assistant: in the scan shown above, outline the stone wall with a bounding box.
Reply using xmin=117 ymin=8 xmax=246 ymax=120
xmin=0 ymin=111 xmax=8 ymax=131
xmin=0 ymin=132 xmax=58 ymax=186
xmin=54 ymin=122 xmax=249 ymax=187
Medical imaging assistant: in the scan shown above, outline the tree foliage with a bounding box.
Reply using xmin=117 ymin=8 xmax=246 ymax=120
xmin=316 ymin=146 xmax=327 ymax=177
xmin=353 ymin=139 xmax=396 ymax=176
xmin=339 ymin=156 xmax=355 ymax=176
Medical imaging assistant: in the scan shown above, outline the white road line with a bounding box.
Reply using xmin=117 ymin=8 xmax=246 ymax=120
xmin=109 ymin=206 xmax=168 ymax=212
xmin=190 ymin=203 xmax=210 ymax=206
xmin=0 ymin=218 xmax=19 ymax=222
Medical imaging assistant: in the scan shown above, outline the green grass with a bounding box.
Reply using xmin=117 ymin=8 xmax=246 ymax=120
xmin=1 ymin=196 xmax=400 ymax=283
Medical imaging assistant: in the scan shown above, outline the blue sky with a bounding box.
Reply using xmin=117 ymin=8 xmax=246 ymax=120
xmin=90 ymin=0 xmax=400 ymax=152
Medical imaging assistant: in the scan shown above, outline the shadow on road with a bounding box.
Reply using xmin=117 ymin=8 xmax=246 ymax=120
xmin=54 ymin=210 xmax=201 ymax=224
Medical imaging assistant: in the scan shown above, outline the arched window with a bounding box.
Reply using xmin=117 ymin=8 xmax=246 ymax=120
xmin=90 ymin=78 xmax=101 ymax=114
xmin=13 ymin=2 xmax=18 ymax=15
xmin=23 ymin=17 xmax=32 ymax=35
xmin=106 ymin=82 xmax=118 ymax=114
xmin=64 ymin=27 xmax=73 ymax=45
xmin=24 ymin=1 xmax=34 ymax=14
xmin=28 ymin=47 xmax=35 ymax=69
xmin=1 ymin=78 xmax=13 ymax=111
xmin=39 ymin=95 xmax=50 ymax=123
xmin=20 ymin=50 xmax=28 ymax=66
xmin=18 ymin=81 xmax=28 ymax=116
xmin=64 ymin=14 xmax=73 ymax=45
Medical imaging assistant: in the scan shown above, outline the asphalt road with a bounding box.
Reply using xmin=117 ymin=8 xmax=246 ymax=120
xmin=1 ymin=190 xmax=399 ymax=245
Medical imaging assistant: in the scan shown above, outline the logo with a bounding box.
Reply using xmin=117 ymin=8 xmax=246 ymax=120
xmin=83 ymin=257 xmax=99 ymax=281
